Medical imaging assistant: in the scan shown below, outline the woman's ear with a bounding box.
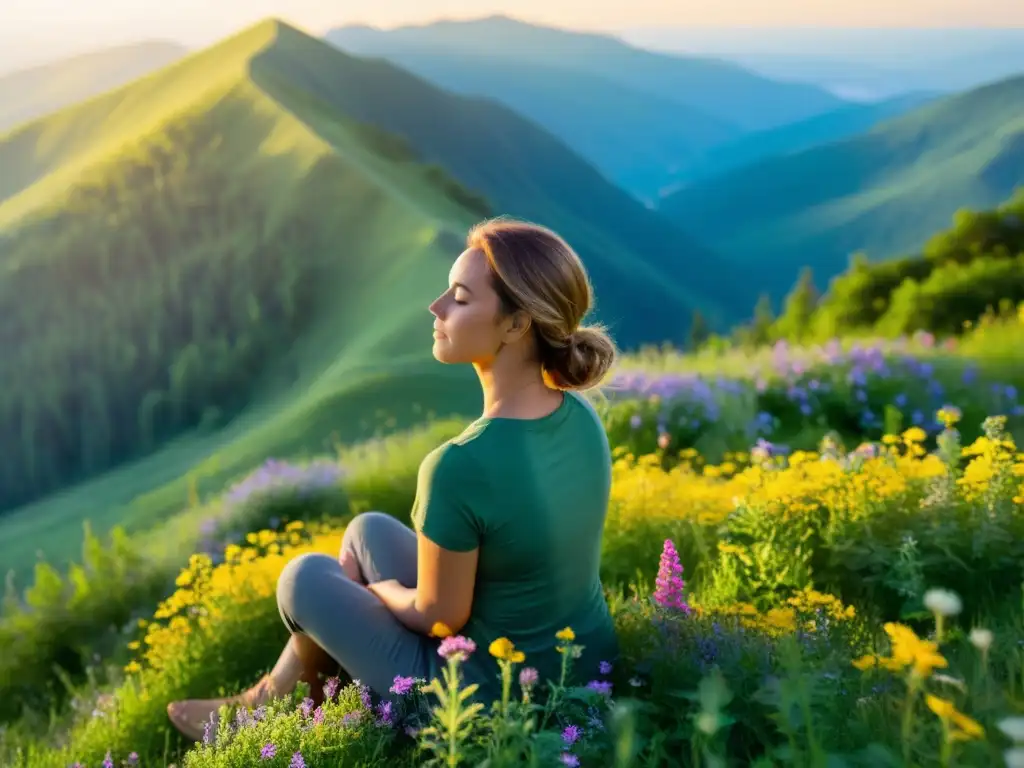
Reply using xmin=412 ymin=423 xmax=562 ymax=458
xmin=504 ymin=309 xmax=533 ymax=343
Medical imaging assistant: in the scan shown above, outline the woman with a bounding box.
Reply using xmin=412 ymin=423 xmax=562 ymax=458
xmin=167 ymin=217 xmax=620 ymax=740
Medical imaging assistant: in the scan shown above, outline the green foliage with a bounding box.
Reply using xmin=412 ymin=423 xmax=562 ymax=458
xmin=730 ymin=190 xmax=1024 ymax=345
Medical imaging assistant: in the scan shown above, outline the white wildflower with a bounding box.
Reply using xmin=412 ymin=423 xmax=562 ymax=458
xmin=998 ymin=716 xmax=1024 ymax=743
xmin=969 ymin=628 xmax=993 ymax=652
xmin=1005 ymin=747 xmax=1024 ymax=768
xmin=923 ymin=588 xmax=962 ymax=617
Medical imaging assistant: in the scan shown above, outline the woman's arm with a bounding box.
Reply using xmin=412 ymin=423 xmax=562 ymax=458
xmin=367 ymin=533 xmax=479 ymax=636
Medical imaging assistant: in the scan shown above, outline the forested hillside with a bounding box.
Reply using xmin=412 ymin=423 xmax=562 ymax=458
xmin=0 ymin=19 xmax=738 ymax=513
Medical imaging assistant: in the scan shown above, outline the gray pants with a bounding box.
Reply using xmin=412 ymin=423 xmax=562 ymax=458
xmin=276 ymin=511 xmax=440 ymax=698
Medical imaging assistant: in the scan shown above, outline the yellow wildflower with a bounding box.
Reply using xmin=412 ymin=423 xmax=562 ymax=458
xmin=556 ymin=627 xmax=575 ymax=642
xmin=489 ymin=637 xmax=526 ymax=663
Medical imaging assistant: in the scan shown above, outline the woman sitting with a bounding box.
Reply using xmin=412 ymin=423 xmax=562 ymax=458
xmin=167 ymin=217 xmax=620 ymax=740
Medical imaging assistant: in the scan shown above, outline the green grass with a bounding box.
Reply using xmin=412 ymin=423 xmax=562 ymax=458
xmin=659 ymin=73 xmax=1024 ymax=297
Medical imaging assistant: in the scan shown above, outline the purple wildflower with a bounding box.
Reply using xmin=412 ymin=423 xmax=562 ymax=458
xmin=599 ymin=660 xmax=613 ymax=675
xmin=562 ymin=725 xmax=582 ymax=745
xmin=561 ymin=753 xmax=581 ymax=767
xmin=103 ymin=752 xmax=113 ymax=768
xmin=586 ymin=680 xmax=613 ymax=696
xmin=313 ymin=706 xmax=325 ymax=725
xmin=127 ymin=753 xmax=139 ymax=766
xmin=438 ymin=635 xmax=477 ymax=662
xmin=376 ymin=699 xmax=394 ymax=727
xmin=299 ymin=697 xmax=314 ymax=717
xmin=653 ymin=539 xmax=690 ymax=613
xmin=260 ymin=743 xmax=277 ymax=760
xmin=519 ymin=667 xmax=539 ymax=688
xmin=390 ymin=675 xmax=415 ymax=695
xmin=289 ymin=751 xmax=306 ymax=768
xmin=323 ymin=676 xmax=340 ymax=701
xmin=203 ymin=717 xmax=215 ymax=745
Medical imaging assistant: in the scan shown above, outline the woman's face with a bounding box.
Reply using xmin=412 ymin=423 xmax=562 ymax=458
xmin=429 ymin=248 xmax=516 ymax=365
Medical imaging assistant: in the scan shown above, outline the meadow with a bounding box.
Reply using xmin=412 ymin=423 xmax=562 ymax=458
xmin=3 ymin=312 xmax=1024 ymax=767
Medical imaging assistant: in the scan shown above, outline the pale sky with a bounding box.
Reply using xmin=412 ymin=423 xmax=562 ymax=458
xmin=1 ymin=0 xmax=1021 ymax=72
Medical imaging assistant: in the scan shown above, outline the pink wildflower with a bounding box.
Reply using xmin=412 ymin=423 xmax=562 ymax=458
xmin=654 ymin=539 xmax=691 ymax=613
xmin=438 ymin=635 xmax=477 ymax=662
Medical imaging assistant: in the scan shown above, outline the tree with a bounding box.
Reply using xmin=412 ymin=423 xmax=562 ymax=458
xmin=773 ymin=267 xmax=819 ymax=341
xmin=687 ymin=309 xmax=710 ymax=351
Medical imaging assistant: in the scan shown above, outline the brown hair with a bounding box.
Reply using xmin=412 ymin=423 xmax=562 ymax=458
xmin=467 ymin=216 xmax=616 ymax=391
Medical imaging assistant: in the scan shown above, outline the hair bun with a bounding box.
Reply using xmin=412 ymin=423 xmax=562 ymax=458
xmin=544 ymin=325 xmax=616 ymax=391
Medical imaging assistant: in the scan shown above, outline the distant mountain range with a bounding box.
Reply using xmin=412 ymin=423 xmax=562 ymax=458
xmin=660 ymin=72 xmax=1024 ymax=297
xmin=623 ymin=26 xmax=1024 ymax=100
xmin=326 ymin=15 xmax=851 ymax=200
xmin=0 ymin=41 xmax=186 ymax=135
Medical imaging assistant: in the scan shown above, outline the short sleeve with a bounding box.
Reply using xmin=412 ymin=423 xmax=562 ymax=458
xmin=410 ymin=443 xmax=482 ymax=552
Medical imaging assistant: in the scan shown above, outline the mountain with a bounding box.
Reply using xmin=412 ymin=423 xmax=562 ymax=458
xmin=322 ymin=33 xmax=741 ymax=202
xmin=661 ymin=91 xmax=937 ymax=190
xmin=659 ymin=73 xmax=1024 ymax=299
xmin=0 ymin=18 xmax=738 ymax=513
xmin=0 ymin=41 xmax=186 ymax=135
xmin=326 ymin=16 xmax=848 ymax=135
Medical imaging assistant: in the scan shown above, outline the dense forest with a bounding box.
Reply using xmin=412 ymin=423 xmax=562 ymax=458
xmin=0 ymin=113 xmax=347 ymax=511
xmin=726 ymin=188 xmax=1024 ymax=346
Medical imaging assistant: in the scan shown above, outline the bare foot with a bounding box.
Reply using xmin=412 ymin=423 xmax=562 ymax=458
xmin=167 ymin=677 xmax=276 ymax=742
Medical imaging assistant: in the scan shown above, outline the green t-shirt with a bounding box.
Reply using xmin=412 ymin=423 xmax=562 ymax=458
xmin=410 ymin=390 xmax=618 ymax=699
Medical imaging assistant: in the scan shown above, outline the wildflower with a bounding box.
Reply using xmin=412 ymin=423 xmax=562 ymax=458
xmin=299 ymin=697 xmax=314 ymax=717
xmin=1007 ymin=748 xmax=1024 ymax=768
xmin=923 ymin=588 xmax=962 ymax=617
xmin=438 ymin=635 xmax=477 ymax=662
xmin=431 ymin=622 xmax=453 ymax=638
xmin=969 ymin=628 xmax=993 ymax=652
xmin=586 ymin=680 xmax=613 ymax=696
xmin=103 ymin=752 xmax=113 ymax=768
xmin=260 ymin=743 xmax=277 ymax=760
xmin=127 ymin=753 xmax=139 ymax=766
xmin=562 ymin=724 xmax=582 ymax=745
xmin=489 ymin=637 xmax=526 ymax=663
xmin=376 ymin=700 xmax=394 ymax=727
xmin=653 ymin=539 xmax=690 ymax=612
xmin=289 ymin=752 xmax=306 ymax=768
xmin=323 ymin=676 xmax=340 ymax=701
xmin=937 ymin=405 xmax=962 ymax=428
xmin=925 ymin=694 xmax=984 ymax=740
xmin=556 ymin=627 xmax=576 ymax=643
xmin=390 ymin=675 xmax=416 ymax=695
xmin=561 ymin=753 xmax=581 ymax=767
xmin=998 ymin=717 xmax=1024 ymax=742
xmin=519 ymin=667 xmax=539 ymax=688
xmin=599 ymin=660 xmax=613 ymax=675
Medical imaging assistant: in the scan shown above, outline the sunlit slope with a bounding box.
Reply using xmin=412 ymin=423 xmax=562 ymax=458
xmin=246 ymin=21 xmax=745 ymax=335
xmin=0 ymin=20 xmax=496 ymax=515
xmin=0 ymin=41 xmax=187 ymax=135
xmin=660 ymin=73 xmax=1024 ymax=297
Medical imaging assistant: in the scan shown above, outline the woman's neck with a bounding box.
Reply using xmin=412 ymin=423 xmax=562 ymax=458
xmin=474 ymin=360 xmax=562 ymax=419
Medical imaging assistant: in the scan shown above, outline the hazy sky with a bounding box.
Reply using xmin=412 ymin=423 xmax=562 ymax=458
xmin=1 ymin=0 xmax=1021 ymax=72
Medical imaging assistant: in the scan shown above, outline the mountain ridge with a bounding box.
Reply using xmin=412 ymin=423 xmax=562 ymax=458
xmin=659 ymin=70 xmax=1024 ymax=298
xmin=325 ymin=14 xmax=849 ymax=132
xmin=0 ymin=17 xmax=741 ymax=518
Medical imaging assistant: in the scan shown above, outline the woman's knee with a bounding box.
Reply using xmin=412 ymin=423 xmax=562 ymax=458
xmin=277 ymin=552 xmax=339 ymax=624
xmin=340 ymin=510 xmax=395 ymax=553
